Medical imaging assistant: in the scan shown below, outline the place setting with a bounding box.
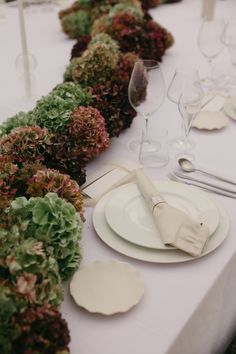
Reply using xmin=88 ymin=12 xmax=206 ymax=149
xmin=92 ymin=168 xmax=230 ymax=264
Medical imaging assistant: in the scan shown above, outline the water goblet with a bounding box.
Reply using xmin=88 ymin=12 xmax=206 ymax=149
xmin=167 ymin=67 xmax=201 ymax=150
xmin=198 ymin=18 xmax=225 ymax=88
xmin=177 ymin=80 xmax=204 ymax=161
xmin=221 ymin=19 xmax=236 ymax=88
xmin=128 ymin=59 xmax=166 ymax=153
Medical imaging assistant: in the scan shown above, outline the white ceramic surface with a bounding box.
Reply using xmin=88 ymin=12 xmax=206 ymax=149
xmin=193 ymin=111 xmax=229 ymax=130
xmin=70 ymin=260 xmax=144 ymax=315
xmin=104 ymin=182 xmax=220 ymax=250
xmin=223 ymin=96 xmax=236 ymax=120
xmin=93 ymin=183 xmax=229 ymax=263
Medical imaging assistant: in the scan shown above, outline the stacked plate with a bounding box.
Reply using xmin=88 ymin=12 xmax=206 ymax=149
xmin=93 ymin=181 xmax=230 ymax=263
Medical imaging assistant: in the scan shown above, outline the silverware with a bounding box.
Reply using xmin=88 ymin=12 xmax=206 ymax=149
xmin=174 ymin=171 xmax=236 ymax=194
xmin=178 ymin=158 xmax=236 ymax=185
xmin=168 ymin=172 xmax=236 ymax=199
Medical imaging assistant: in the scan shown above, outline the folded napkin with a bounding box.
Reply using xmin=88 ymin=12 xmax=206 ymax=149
xmin=136 ymin=169 xmax=210 ymax=257
xmin=82 ymin=159 xmax=141 ymax=206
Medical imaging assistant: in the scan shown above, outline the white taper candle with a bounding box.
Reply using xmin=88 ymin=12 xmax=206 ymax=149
xmin=17 ymin=0 xmax=31 ymax=97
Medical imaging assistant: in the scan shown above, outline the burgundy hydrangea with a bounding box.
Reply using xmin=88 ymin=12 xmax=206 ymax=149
xmin=45 ymin=138 xmax=87 ymax=186
xmin=11 ymin=304 xmax=70 ymax=354
xmin=0 ymin=126 xmax=51 ymax=166
xmin=0 ymin=155 xmax=18 ymax=198
xmin=114 ymin=51 xmax=139 ymax=82
xmin=101 ymin=12 xmax=173 ymax=61
xmin=71 ymin=34 xmax=91 ymax=59
xmin=27 ymin=168 xmax=84 ymax=221
xmin=68 ymin=106 xmax=110 ymax=161
xmin=92 ymin=78 xmax=136 ymax=137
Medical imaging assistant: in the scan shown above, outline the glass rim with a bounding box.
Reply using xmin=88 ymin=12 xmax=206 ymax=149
xmin=136 ymin=59 xmax=160 ymax=69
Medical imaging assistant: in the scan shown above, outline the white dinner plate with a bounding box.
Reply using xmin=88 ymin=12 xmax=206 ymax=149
xmin=223 ymin=96 xmax=236 ymax=120
xmin=93 ymin=183 xmax=229 ymax=263
xmin=70 ymin=260 xmax=144 ymax=315
xmin=105 ymin=182 xmax=219 ymax=250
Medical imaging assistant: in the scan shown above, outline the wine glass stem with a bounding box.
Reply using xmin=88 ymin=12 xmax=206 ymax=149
xmin=143 ymin=117 xmax=149 ymax=143
xmin=207 ymin=58 xmax=213 ymax=81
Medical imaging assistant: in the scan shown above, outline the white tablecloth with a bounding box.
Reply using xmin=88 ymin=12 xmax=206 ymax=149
xmin=1 ymin=1 xmax=236 ymax=353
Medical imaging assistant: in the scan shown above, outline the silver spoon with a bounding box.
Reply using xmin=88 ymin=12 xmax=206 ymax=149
xmin=178 ymin=158 xmax=236 ymax=185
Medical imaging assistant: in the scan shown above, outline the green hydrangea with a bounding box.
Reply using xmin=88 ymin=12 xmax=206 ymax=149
xmin=52 ymin=82 xmax=92 ymax=105
xmin=109 ymin=3 xmax=143 ymax=19
xmin=7 ymin=193 xmax=83 ymax=280
xmin=0 ymin=230 xmax=64 ymax=306
xmin=72 ymin=42 xmax=119 ymax=86
xmin=0 ymin=112 xmax=33 ymax=137
xmin=61 ymin=10 xmax=92 ymax=39
xmin=88 ymin=33 xmax=120 ymax=55
xmin=63 ymin=59 xmax=77 ymax=82
xmin=31 ymin=84 xmax=91 ymax=133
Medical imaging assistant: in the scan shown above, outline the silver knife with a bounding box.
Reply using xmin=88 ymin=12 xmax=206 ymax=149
xmin=169 ymin=173 xmax=236 ymax=199
xmin=174 ymin=171 xmax=236 ymax=195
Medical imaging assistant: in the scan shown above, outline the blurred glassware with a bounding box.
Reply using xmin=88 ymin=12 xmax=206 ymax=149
xmin=177 ymin=79 xmax=204 ymax=161
xmin=167 ymin=67 xmax=201 ymax=150
xmin=198 ymin=18 xmax=225 ymax=89
xmin=221 ymin=19 xmax=236 ymax=89
xmin=128 ymin=59 xmax=166 ymax=154
xmin=139 ymin=128 xmax=169 ymax=168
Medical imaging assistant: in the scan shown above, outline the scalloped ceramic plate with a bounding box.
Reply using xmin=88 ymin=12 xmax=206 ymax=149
xmin=223 ymin=96 xmax=236 ymax=120
xmin=70 ymin=260 xmax=144 ymax=315
xmin=192 ymin=111 xmax=229 ymax=130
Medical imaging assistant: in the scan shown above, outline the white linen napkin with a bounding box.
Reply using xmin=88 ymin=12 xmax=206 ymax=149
xmin=136 ymin=169 xmax=210 ymax=257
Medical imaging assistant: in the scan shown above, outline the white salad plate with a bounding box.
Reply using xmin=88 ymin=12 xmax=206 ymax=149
xmin=93 ymin=182 xmax=229 ymax=263
xmin=70 ymin=260 xmax=144 ymax=315
xmin=223 ymin=96 xmax=236 ymax=120
xmin=104 ymin=182 xmax=220 ymax=250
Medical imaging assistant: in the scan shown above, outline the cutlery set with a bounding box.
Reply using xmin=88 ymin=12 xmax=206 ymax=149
xmin=169 ymin=158 xmax=236 ymax=198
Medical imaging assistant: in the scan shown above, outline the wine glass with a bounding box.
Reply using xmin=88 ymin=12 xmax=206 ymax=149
xmin=128 ymin=60 xmax=166 ymax=153
xmin=221 ymin=19 xmax=236 ymax=88
xmin=177 ymin=80 xmax=204 ymax=161
xmin=198 ymin=18 xmax=225 ymax=88
xmin=167 ymin=67 xmax=201 ymax=150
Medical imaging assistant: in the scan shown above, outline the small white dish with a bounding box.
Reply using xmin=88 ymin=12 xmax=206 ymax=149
xmin=104 ymin=182 xmax=219 ymax=250
xmin=223 ymin=96 xmax=236 ymax=120
xmin=70 ymin=260 xmax=144 ymax=315
xmin=92 ymin=182 xmax=229 ymax=263
xmin=193 ymin=111 xmax=229 ymax=130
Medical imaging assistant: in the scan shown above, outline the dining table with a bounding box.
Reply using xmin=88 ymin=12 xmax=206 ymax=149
xmin=1 ymin=0 xmax=236 ymax=353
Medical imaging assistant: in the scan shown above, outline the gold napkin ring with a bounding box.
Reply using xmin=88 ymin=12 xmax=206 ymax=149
xmin=150 ymin=196 xmax=165 ymax=212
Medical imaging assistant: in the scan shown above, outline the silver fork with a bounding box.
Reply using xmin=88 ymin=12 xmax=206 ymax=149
xmin=168 ymin=172 xmax=236 ymax=199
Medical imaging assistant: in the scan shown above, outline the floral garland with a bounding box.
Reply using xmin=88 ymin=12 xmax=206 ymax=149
xmin=0 ymin=0 xmax=181 ymax=352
